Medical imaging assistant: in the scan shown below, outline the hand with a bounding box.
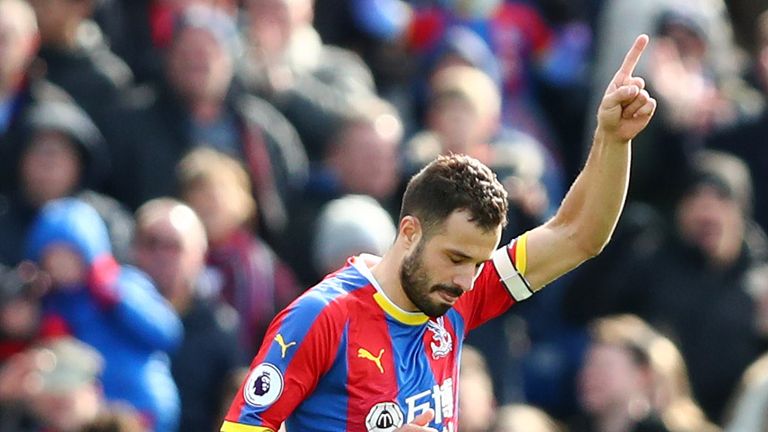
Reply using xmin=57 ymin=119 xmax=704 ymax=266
xmin=649 ymin=38 xmax=725 ymax=130
xmin=597 ymin=34 xmax=657 ymax=142
xmin=394 ymin=409 xmax=439 ymax=431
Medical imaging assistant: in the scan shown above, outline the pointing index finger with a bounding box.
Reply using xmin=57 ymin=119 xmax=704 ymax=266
xmin=612 ymin=34 xmax=649 ymax=85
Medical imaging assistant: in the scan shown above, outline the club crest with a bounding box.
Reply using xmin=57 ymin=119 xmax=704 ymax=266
xmin=427 ymin=317 xmax=453 ymax=359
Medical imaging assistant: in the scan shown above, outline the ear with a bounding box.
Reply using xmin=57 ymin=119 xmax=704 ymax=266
xmin=398 ymin=215 xmax=422 ymax=251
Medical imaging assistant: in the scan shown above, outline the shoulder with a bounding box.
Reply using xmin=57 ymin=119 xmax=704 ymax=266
xmin=284 ymin=268 xmax=372 ymax=323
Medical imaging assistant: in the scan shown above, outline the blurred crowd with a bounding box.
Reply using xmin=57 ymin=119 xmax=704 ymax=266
xmin=2 ymin=0 xmax=768 ymax=431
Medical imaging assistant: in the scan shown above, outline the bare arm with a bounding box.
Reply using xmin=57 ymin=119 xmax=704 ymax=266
xmin=523 ymin=35 xmax=657 ymax=290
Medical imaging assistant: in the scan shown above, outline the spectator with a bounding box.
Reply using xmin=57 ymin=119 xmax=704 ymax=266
xmin=98 ymin=0 xmax=239 ymax=85
xmin=26 ymin=0 xmax=134 ymax=129
xmin=24 ymin=198 xmax=182 ymax=432
xmin=312 ymin=194 xmax=397 ymax=275
xmin=589 ymin=2 xmax=759 ymax=212
xmin=240 ymin=0 xmax=377 ymax=160
xmin=133 ymin=198 xmax=243 ymax=432
xmin=492 ymin=404 xmax=563 ymax=432
xmin=177 ymin=148 xmax=301 ymax=356
xmin=459 ymin=345 xmax=497 ymax=432
xmin=569 ymin=315 xmax=671 ymax=432
xmin=565 ymin=150 xmax=768 ymax=422
xmin=0 ymin=100 xmax=134 ymax=266
xmin=105 ymin=4 xmax=308 ymax=240
xmin=646 ymin=332 xmax=718 ymax=432
xmin=0 ymin=263 xmax=47 ymax=364
xmin=406 ymin=0 xmax=569 ymax=154
xmin=0 ymin=337 xmax=107 ymax=432
xmin=403 ymin=64 xmax=560 ymax=230
xmin=708 ymin=8 xmax=768 ymax=235
xmin=280 ymin=96 xmax=402 ymax=285
xmin=0 ymin=0 xmax=72 ymax=195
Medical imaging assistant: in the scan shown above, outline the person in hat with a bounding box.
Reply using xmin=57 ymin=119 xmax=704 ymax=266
xmin=24 ymin=197 xmax=182 ymax=432
xmin=0 ymin=99 xmax=135 ymax=267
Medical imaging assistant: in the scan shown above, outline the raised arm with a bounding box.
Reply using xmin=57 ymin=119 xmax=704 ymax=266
xmin=523 ymin=34 xmax=657 ymax=290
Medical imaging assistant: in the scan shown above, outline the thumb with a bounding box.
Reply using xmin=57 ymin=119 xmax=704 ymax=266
xmin=410 ymin=409 xmax=435 ymax=426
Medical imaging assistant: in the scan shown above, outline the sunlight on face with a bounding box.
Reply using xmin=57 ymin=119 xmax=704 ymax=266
xmin=578 ymin=344 xmax=649 ymax=415
xmin=400 ymin=210 xmax=500 ymax=317
xmin=41 ymin=244 xmax=86 ymax=287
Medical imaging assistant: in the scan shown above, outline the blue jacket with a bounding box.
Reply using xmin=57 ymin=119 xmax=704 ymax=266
xmin=26 ymin=198 xmax=183 ymax=432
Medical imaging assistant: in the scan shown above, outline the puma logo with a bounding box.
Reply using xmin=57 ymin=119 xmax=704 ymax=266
xmin=274 ymin=334 xmax=296 ymax=358
xmin=358 ymin=348 xmax=385 ymax=374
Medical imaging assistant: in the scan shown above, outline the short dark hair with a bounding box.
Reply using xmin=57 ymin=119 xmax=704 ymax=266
xmin=400 ymin=154 xmax=508 ymax=235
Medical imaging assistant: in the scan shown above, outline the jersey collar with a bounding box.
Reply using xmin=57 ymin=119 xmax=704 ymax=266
xmin=351 ymin=254 xmax=430 ymax=326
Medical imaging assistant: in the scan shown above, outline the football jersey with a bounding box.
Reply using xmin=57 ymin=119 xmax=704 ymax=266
xmin=222 ymin=234 xmax=532 ymax=432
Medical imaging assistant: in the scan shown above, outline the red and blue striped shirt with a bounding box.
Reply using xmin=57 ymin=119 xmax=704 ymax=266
xmin=222 ymin=235 xmax=531 ymax=432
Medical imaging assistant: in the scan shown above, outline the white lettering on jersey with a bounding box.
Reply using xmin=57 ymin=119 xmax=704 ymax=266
xmin=404 ymin=378 xmax=454 ymax=425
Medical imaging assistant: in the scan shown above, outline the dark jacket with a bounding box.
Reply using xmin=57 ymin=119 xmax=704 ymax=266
xmin=566 ymin=218 xmax=768 ymax=422
xmin=103 ymin=83 xmax=308 ymax=236
xmin=239 ymin=27 xmax=376 ymax=160
xmin=37 ymin=29 xmax=134 ymax=129
xmin=171 ymin=297 xmax=243 ymax=432
xmin=0 ymin=100 xmax=134 ymax=266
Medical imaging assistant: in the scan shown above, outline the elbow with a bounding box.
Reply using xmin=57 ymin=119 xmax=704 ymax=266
xmin=569 ymin=226 xmax=612 ymax=260
xmin=577 ymin=233 xmax=611 ymax=259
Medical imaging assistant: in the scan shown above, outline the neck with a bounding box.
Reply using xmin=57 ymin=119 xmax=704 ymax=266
xmin=189 ymin=99 xmax=223 ymax=123
xmin=44 ymin=23 xmax=81 ymax=50
xmin=370 ymin=250 xmax=417 ymax=312
xmin=595 ymin=407 xmax=634 ymax=432
xmin=170 ymin=288 xmax=194 ymax=315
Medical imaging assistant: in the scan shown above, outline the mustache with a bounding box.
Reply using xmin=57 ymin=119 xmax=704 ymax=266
xmin=431 ymin=284 xmax=464 ymax=297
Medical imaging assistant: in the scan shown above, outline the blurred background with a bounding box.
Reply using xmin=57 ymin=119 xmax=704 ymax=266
xmin=2 ymin=0 xmax=768 ymax=430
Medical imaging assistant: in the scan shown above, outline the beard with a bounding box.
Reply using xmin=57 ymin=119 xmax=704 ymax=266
xmin=399 ymin=241 xmax=464 ymax=317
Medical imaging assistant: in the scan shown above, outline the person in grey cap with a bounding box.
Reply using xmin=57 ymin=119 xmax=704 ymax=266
xmin=0 ymin=100 xmax=134 ymax=266
xmin=312 ymin=194 xmax=397 ymax=275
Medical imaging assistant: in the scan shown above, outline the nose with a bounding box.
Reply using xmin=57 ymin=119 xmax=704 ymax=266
xmin=452 ymin=273 xmax=474 ymax=292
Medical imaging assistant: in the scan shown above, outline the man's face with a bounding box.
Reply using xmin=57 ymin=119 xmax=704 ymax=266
xmin=578 ymin=343 xmax=649 ymax=415
xmin=334 ymin=122 xmax=400 ymax=200
xmin=20 ymin=131 xmax=82 ymax=206
xmin=676 ymin=184 xmax=744 ymax=264
xmin=133 ymin=215 xmax=204 ymax=300
xmin=166 ymin=27 xmax=232 ymax=103
xmin=399 ymin=210 xmax=500 ymax=317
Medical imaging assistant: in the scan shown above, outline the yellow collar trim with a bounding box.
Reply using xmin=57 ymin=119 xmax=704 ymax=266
xmin=373 ymin=292 xmax=429 ymax=326
xmin=352 ymin=254 xmax=430 ymax=326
